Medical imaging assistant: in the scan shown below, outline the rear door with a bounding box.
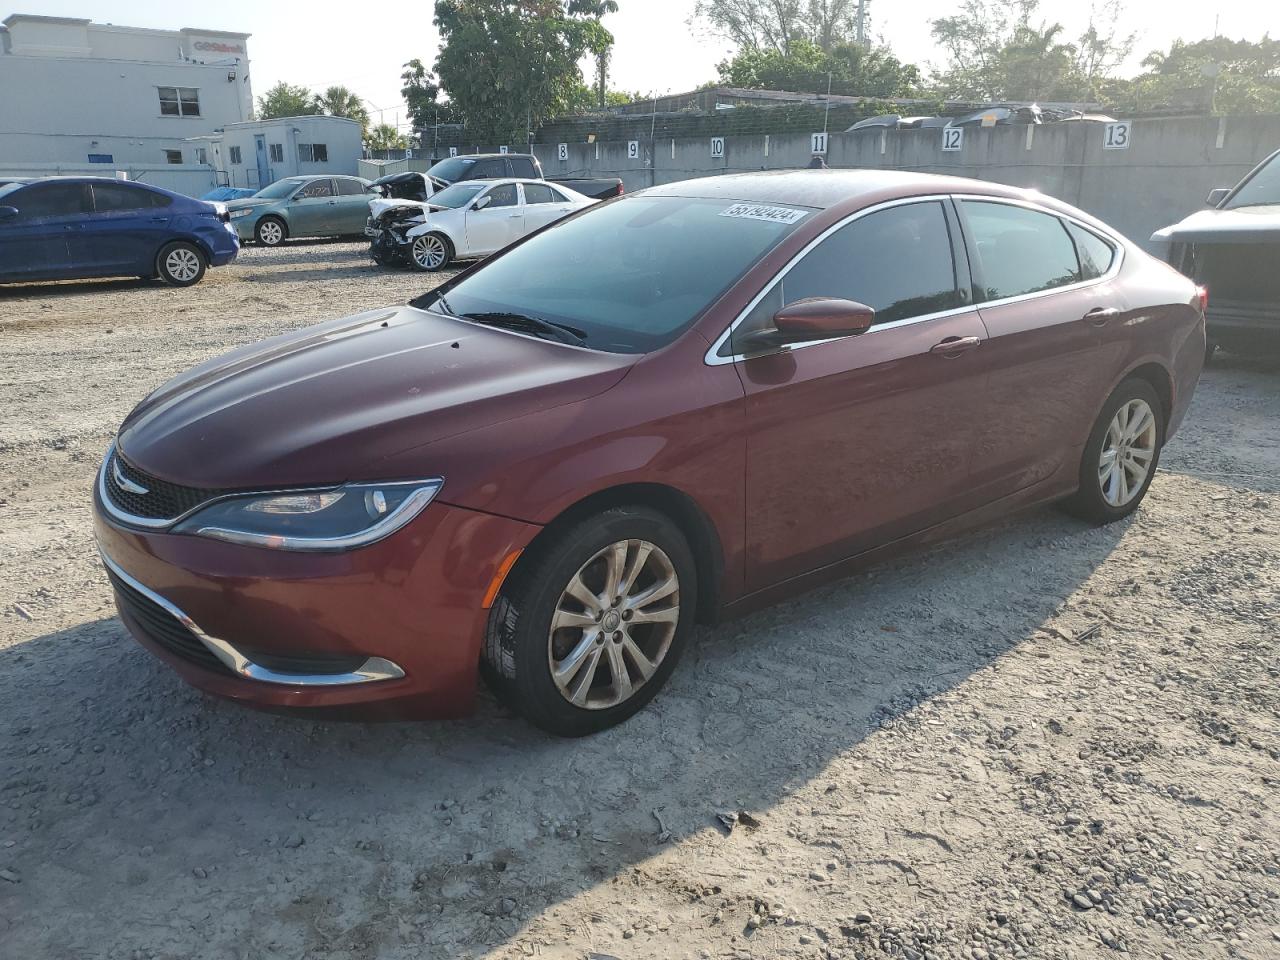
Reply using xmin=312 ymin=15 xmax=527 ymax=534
xmin=0 ymin=182 xmax=90 ymax=280
xmin=727 ymin=198 xmax=990 ymax=591
xmin=956 ymin=197 xmax=1124 ymax=500
xmin=79 ymin=182 xmax=175 ymax=276
xmin=465 ymin=182 xmax=524 ymax=254
xmin=288 ymin=178 xmax=336 ymax=236
xmin=520 ymin=182 xmax=574 ymax=231
xmin=332 ymin=178 xmax=373 ymax=234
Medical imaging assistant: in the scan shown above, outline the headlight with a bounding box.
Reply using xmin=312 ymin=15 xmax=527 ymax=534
xmin=229 ymin=207 xmax=254 ymax=219
xmin=172 ymin=480 xmax=442 ymax=552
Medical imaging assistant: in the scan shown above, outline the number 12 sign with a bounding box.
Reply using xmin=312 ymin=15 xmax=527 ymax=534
xmin=941 ymin=127 xmax=963 ymax=152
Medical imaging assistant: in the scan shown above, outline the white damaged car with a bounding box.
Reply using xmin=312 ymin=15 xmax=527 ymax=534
xmin=367 ymin=178 xmax=597 ymax=271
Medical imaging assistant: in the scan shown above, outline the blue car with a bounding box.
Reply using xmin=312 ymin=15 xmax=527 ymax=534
xmin=0 ymin=177 xmax=239 ymax=287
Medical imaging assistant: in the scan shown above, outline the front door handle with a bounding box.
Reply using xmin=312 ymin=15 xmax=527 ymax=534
xmin=930 ymin=335 xmax=982 ymax=356
xmin=1084 ymin=307 xmax=1121 ymax=326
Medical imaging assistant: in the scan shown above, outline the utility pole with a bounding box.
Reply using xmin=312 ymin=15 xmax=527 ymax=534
xmin=855 ymin=0 xmax=870 ymax=47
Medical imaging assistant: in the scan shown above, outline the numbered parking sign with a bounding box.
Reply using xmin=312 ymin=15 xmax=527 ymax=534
xmin=710 ymin=137 xmax=725 ymax=158
xmin=1103 ymin=121 xmax=1131 ymax=150
xmin=499 ymin=145 xmax=509 ymax=154
xmin=810 ymin=131 xmax=828 ymax=155
xmin=557 ymin=143 xmax=568 ymax=161
xmin=449 ymin=146 xmax=458 ymax=157
xmin=941 ymin=127 xmax=963 ymax=152
xmin=627 ymin=140 xmax=640 ymax=160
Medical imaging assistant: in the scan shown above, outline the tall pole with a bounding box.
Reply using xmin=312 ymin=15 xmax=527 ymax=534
xmin=823 ymin=72 xmax=832 ymax=135
xmin=856 ymin=0 xmax=869 ymax=46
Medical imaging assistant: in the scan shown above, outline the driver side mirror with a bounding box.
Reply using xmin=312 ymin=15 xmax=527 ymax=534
xmin=0 ymin=206 xmax=17 ymax=222
xmin=1205 ymin=187 xmax=1230 ymax=207
xmin=738 ymin=297 xmax=875 ymax=353
xmin=472 ymin=195 xmax=492 ymax=211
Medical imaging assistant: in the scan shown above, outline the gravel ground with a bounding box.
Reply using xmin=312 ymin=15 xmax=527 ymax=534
xmin=0 ymin=241 xmax=1277 ymax=960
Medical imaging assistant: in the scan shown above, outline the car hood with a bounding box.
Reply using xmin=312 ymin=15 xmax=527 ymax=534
xmin=223 ymin=197 xmax=272 ymax=212
xmin=1151 ymin=205 xmax=1280 ymax=244
xmin=116 ymin=305 xmax=635 ymax=489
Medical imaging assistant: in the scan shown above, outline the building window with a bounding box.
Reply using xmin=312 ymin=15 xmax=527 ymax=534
xmin=194 ymin=147 xmax=208 ymax=165
xmin=158 ymin=86 xmax=201 ymax=117
xmin=269 ymin=143 xmax=284 ymax=163
xmin=164 ymin=149 xmax=183 ymax=165
xmin=297 ymin=143 xmax=328 ymax=163
xmin=228 ymin=146 xmax=242 ymax=165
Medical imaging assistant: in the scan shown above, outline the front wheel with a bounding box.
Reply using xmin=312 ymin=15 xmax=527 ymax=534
xmin=483 ymin=507 xmax=697 ymax=736
xmin=1062 ymin=377 xmax=1164 ymax=524
xmin=156 ymin=241 xmax=206 ymax=286
xmin=255 ymin=217 xmax=286 ymax=247
xmin=409 ymin=233 xmax=453 ymax=271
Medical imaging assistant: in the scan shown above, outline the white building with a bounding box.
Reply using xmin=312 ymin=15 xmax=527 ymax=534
xmin=198 ymin=115 xmax=365 ymax=190
xmin=0 ymin=12 xmax=252 ymax=194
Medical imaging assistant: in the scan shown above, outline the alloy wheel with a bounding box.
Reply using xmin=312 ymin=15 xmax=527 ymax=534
xmin=258 ymin=221 xmax=283 ymax=245
xmin=1098 ymin=397 xmax=1157 ymax=507
xmin=164 ymin=247 xmax=201 ymax=283
xmin=547 ymin=539 xmax=680 ymax=710
xmin=412 ymin=235 xmax=448 ymax=270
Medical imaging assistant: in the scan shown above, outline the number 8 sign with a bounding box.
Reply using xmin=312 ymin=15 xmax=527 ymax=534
xmin=557 ymin=143 xmax=568 ymax=161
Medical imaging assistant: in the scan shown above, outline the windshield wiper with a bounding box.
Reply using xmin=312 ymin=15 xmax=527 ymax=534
xmin=459 ymin=311 xmax=587 ymax=347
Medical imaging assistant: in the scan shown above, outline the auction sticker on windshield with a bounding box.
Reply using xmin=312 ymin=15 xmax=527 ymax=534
xmin=719 ymin=203 xmax=809 ymax=224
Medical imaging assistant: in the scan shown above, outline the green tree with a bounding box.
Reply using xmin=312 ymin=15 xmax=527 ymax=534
xmin=718 ymin=37 xmax=920 ymax=97
xmin=313 ymin=85 xmax=371 ymax=135
xmin=256 ymin=81 xmax=319 ymax=119
xmin=367 ymin=123 xmax=407 ymax=150
xmin=1119 ymin=36 xmax=1280 ymax=114
xmin=401 ymin=58 xmax=459 ymax=132
xmin=433 ymin=0 xmax=612 ymax=143
xmin=694 ymin=1 xmax=865 ymax=55
xmin=569 ymin=0 xmax=619 ymax=109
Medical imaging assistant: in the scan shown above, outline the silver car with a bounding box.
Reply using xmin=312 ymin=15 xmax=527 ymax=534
xmin=225 ymin=175 xmax=372 ymax=246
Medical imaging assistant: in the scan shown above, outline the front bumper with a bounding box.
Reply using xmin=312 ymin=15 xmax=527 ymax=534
xmin=94 ymin=491 xmax=540 ymax=719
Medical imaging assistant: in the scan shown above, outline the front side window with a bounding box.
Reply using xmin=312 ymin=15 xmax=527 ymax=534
xmin=158 ymin=86 xmax=200 ymax=117
xmin=523 ymin=183 xmax=556 ymax=205
xmin=10 ymin=183 xmax=91 ymax=220
xmin=269 ymin=143 xmax=284 ymax=163
xmin=1225 ymin=152 xmax=1280 ymax=208
xmin=418 ymin=195 xmax=811 ymax=354
xmin=295 ymin=178 xmax=334 ymax=198
xmin=229 ymin=146 xmax=243 ymax=165
xmin=727 ymin=201 xmax=962 ymax=354
xmin=962 ymin=200 xmax=1080 ymax=300
xmin=483 ymin=183 xmax=518 ymax=208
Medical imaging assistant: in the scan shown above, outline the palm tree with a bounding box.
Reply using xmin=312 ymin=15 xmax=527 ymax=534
xmin=314 ymin=85 xmax=371 ymax=135
xmin=570 ymin=0 xmax=619 ymax=109
xmin=367 ymin=123 xmax=406 ymax=151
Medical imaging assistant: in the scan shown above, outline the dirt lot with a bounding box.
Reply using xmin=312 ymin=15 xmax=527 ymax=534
xmin=0 ymin=241 xmax=1277 ymax=960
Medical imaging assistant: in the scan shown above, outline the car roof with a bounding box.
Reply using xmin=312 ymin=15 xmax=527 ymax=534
xmin=642 ymin=169 xmax=1033 ymax=210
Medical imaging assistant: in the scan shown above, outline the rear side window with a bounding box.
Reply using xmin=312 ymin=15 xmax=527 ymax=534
xmin=509 ymin=156 xmax=538 ymax=178
xmin=962 ymin=201 xmax=1080 ymax=300
xmin=1067 ymin=222 xmax=1115 ymax=280
xmin=336 ymin=178 xmax=365 ymax=196
xmin=92 ymin=183 xmax=170 ymax=212
xmin=523 ymin=183 xmax=556 ymax=204
xmin=11 ymin=182 xmax=91 ymax=219
xmin=727 ymin=201 xmax=962 ymax=354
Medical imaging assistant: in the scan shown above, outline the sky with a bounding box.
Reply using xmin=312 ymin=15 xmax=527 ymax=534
xmin=14 ymin=0 xmax=1280 ymax=131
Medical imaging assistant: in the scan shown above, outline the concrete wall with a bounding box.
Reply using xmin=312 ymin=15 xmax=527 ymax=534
xmin=533 ymin=115 xmax=1280 ymax=249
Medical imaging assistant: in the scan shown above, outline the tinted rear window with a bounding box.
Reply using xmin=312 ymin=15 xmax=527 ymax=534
xmin=962 ymin=201 xmax=1080 ymax=300
xmin=1067 ymin=222 xmax=1115 ymax=280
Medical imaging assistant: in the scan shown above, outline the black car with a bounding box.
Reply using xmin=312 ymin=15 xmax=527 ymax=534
xmin=425 ymin=153 xmax=623 ymax=201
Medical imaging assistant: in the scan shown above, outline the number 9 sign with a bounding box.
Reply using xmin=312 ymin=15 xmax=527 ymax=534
xmin=627 ymin=140 xmax=640 ymax=160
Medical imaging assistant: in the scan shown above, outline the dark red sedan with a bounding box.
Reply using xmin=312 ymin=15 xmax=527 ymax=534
xmin=94 ymin=170 xmax=1205 ymax=735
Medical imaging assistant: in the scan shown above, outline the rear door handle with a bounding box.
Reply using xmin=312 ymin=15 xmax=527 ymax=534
xmin=930 ymin=335 xmax=982 ymax=356
xmin=1084 ymin=307 xmax=1121 ymax=326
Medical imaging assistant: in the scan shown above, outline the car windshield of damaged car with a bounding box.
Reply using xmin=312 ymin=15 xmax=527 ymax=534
xmin=415 ymin=196 xmax=812 ymax=354
xmin=1225 ymin=152 xmax=1280 ymax=209
xmin=252 ymin=178 xmax=305 ymax=200
xmin=430 ymin=182 xmax=487 ymax=209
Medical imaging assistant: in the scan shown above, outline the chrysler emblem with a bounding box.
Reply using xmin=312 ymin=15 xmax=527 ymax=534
xmin=112 ymin=458 xmax=149 ymax=496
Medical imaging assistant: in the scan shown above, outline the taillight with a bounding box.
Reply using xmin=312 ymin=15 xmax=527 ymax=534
xmin=1195 ymin=285 xmax=1209 ymax=313
xmin=615 ymin=182 xmax=624 ymax=196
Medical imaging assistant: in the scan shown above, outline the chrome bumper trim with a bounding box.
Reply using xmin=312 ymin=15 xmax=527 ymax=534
xmin=99 ymin=549 xmax=406 ymax=687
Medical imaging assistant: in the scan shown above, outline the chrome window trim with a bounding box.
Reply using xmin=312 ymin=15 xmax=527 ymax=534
xmin=704 ymin=192 xmax=1126 ymax=366
xmin=99 ymin=548 xmax=406 ymax=687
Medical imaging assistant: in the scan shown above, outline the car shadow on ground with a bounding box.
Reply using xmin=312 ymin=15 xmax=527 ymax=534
xmin=0 ymin=504 xmax=1132 ymax=957
xmin=0 ymin=277 xmax=158 ymax=298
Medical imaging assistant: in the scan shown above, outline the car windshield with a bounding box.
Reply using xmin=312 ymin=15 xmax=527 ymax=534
xmin=252 ymin=179 xmax=304 ymax=200
xmin=414 ymin=195 xmax=814 ymax=354
xmin=0 ymin=182 xmax=22 ymax=201
xmin=1226 ymin=152 xmax=1280 ymax=208
xmin=431 ymin=183 xmax=487 ymax=209
xmin=426 ymin=157 xmax=477 ymax=183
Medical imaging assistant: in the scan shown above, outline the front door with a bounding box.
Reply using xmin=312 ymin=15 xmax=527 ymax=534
xmin=0 ymin=181 xmax=90 ymax=280
xmin=465 ymin=182 xmax=524 ymax=254
xmin=955 ymin=198 xmax=1122 ymax=501
xmin=732 ymin=199 xmax=990 ymax=591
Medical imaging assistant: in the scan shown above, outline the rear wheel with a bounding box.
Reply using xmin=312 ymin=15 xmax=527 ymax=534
xmin=410 ymin=233 xmax=453 ymax=271
xmin=1062 ymin=377 xmax=1164 ymax=523
xmin=155 ymin=241 xmax=206 ymax=286
xmin=483 ymin=507 xmax=697 ymax=736
xmin=255 ymin=216 xmax=286 ymax=246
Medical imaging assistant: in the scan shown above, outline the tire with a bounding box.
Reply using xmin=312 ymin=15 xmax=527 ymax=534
xmin=155 ymin=241 xmax=206 ymax=287
xmin=255 ymin=216 xmax=287 ymax=247
xmin=483 ymin=506 xmax=697 ymax=737
xmin=409 ymin=233 xmax=453 ymax=271
xmin=1062 ymin=377 xmax=1165 ymax=524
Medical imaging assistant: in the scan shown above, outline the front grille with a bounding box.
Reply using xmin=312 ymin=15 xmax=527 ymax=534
xmin=107 ymin=568 xmax=230 ymax=674
xmin=105 ymin=450 xmax=230 ymax=522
